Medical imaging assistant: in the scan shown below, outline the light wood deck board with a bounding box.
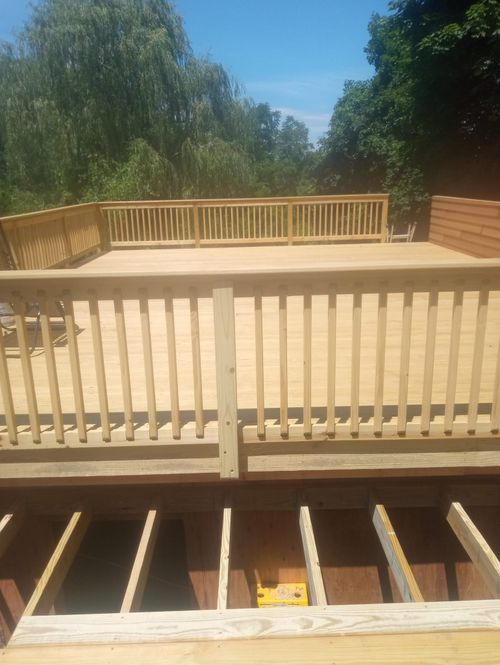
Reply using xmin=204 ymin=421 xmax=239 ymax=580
xmin=1 ymin=244 xmax=499 ymax=444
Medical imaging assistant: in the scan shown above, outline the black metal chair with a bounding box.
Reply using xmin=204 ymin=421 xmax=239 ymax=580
xmin=0 ymin=300 xmax=66 ymax=353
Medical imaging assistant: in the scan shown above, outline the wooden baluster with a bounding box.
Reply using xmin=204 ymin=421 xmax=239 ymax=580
xmin=303 ymin=287 xmax=312 ymax=437
xmin=88 ymin=291 xmax=110 ymax=442
xmin=141 ymin=209 xmax=146 ymax=241
xmin=193 ymin=204 xmax=200 ymax=247
xmin=444 ymin=284 xmax=464 ymax=433
xmin=114 ymin=290 xmax=134 ymax=441
xmin=139 ymin=289 xmax=157 ymax=440
xmin=279 ymin=286 xmax=288 ymax=437
xmin=13 ymin=296 xmax=41 ymax=442
xmin=326 ymin=286 xmax=337 ymax=435
xmin=397 ymin=284 xmax=413 ymax=435
xmin=255 ymin=288 xmax=265 ymax=438
xmin=0 ymin=322 xmax=17 ymax=444
xmin=190 ymin=288 xmax=204 ymax=438
xmin=373 ymin=286 xmax=388 ymax=435
xmin=164 ymin=289 xmax=181 ymax=439
xmin=468 ymin=284 xmax=489 ymax=433
xmin=420 ymin=284 xmax=438 ymax=434
xmin=63 ymin=293 xmax=86 ymax=442
xmin=38 ymin=292 xmax=64 ymax=443
xmin=213 ymin=284 xmax=239 ymax=478
xmin=351 ymin=287 xmax=362 ymax=435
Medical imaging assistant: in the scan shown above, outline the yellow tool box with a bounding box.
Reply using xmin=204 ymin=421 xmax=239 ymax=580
xmin=256 ymin=583 xmax=308 ymax=608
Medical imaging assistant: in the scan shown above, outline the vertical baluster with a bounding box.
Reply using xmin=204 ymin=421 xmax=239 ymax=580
xmin=373 ymin=286 xmax=388 ymax=435
xmin=255 ymin=288 xmax=265 ymax=437
xmin=139 ymin=289 xmax=157 ymax=440
xmin=13 ymin=297 xmax=41 ymax=442
xmin=444 ymin=284 xmax=464 ymax=433
xmin=279 ymin=286 xmax=288 ymax=437
xmin=230 ymin=206 xmax=234 ymax=240
xmin=114 ymin=290 xmax=134 ymax=440
xmin=147 ymin=209 xmax=152 ymax=241
xmin=468 ymin=284 xmax=489 ymax=432
xmin=62 ymin=293 xmax=86 ymax=442
xmin=190 ymin=288 xmax=204 ymax=437
xmin=0 ymin=321 xmax=17 ymax=444
xmin=351 ymin=287 xmax=362 ymax=435
xmin=141 ymin=209 xmax=146 ymax=241
xmin=326 ymin=286 xmax=337 ymax=435
xmin=335 ymin=203 xmax=339 ymax=237
xmin=303 ymin=287 xmax=312 ymax=436
xmin=88 ymin=292 xmax=110 ymax=442
xmin=420 ymin=284 xmax=438 ymax=434
xmin=38 ymin=292 xmax=64 ymax=443
xmin=164 ymin=289 xmax=181 ymax=439
xmin=397 ymin=284 xmax=413 ymax=435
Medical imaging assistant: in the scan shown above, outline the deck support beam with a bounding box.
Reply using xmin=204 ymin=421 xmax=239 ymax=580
xmin=217 ymin=498 xmax=232 ymax=610
xmin=299 ymin=503 xmax=327 ymax=605
xmin=369 ymin=494 xmax=423 ymax=602
xmin=443 ymin=500 xmax=500 ymax=598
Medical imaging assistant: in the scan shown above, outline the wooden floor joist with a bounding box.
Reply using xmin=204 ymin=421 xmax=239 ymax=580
xmin=444 ymin=500 xmax=500 ymax=598
xmin=23 ymin=508 xmax=91 ymax=616
xmin=0 ymin=505 xmax=25 ymax=560
xmin=298 ymin=503 xmax=327 ymax=606
xmin=369 ymin=494 xmax=424 ymax=602
xmin=121 ymin=506 xmax=162 ymax=613
xmin=217 ymin=498 xmax=232 ymax=610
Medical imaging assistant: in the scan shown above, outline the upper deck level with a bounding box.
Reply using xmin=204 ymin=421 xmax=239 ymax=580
xmin=0 ymin=194 xmax=499 ymax=484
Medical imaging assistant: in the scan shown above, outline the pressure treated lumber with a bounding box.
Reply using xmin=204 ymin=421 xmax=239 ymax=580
xmin=4 ymin=631 xmax=500 ymax=665
xmin=23 ymin=509 xmax=91 ymax=616
xmin=213 ymin=284 xmax=239 ymax=478
xmin=121 ymin=506 xmax=162 ymax=613
xmin=298 ymin=504 xmax=327 ymax=605
xmin=0 ymin=506 xmax=25 ymax=560
xmin=369 ymin=495 xmax=423 ymax=602
xmin=9 ymin=600 xmax=500 ymax=646
xmin=217 ymin=498 xmax=232 ymax=610
xmin=444 ymin=500 xmax=500 ymax=598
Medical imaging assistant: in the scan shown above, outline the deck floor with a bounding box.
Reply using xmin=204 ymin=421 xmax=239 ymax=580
xmin=1 ymin=242 xmax=499 ymax=443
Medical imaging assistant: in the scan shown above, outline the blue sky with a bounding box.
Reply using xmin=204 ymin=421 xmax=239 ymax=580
xmin=0 ymin=0 xmax=389 ymax=143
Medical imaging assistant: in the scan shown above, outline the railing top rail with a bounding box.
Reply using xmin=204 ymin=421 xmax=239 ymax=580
xmin=1 ymin=258 xmax=500 ymax=299
xmin=432 ymin=195 xmax=500 ymax=208
xmin=0 ymin=202 xmax=97 ymax=225
xmin=99 ymin=193 xmax=389 ymax=208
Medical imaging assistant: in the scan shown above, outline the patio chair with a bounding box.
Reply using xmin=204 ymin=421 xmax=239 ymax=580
xmin=388 ymin=222 xmax=416 ymax=242
xmin=0 ymin=300 xmax=66 ymax=353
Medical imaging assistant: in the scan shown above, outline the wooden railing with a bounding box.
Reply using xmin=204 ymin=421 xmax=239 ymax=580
xmin=0 ymin=203 xmax=105 ymax=269
xmin=100 ymin=194 xmax=389 ymax=247
xmin=429 ymin=195 xmax=500 ymax=258
xmin=0 ymin=259 xmax=499 ymax=479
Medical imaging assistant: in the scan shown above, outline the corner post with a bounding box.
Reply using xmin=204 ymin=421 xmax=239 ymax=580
xmin=213 ymin=282 xmax=239 ymax=479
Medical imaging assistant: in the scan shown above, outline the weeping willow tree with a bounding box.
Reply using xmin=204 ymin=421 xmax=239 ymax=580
xmin=0 ymin=0 xmax=254 ymax=211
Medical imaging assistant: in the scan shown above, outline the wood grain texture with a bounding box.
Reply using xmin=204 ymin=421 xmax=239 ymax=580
xmin=369 ymin=497 xmax=424 ymax=602
xmin=217 ymin=500 xmax=232 ymax=610
xmin=3 ymin=631 xmax=500 ymax=665
xmin=23 ymin=509 xmax=91 ymax=617
xmin=298 ymin=505 xmax=327 ymax=605
xmin=444 ymin=501 xmax=500 ymax=598
xmin=8 ymin=600 xmax=500 ymax=646
xmin=121 ymin=507 xmax=162 ymax=613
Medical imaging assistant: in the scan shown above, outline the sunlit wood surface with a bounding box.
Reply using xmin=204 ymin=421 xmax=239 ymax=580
xmin=1 ymin=242 xmax=499 ymax=444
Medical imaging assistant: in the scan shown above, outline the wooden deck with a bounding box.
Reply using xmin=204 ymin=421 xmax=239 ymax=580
xmin=1 ymin=242 xmax=499 ymax=451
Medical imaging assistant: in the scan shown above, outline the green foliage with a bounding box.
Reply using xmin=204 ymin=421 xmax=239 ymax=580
xmin=318 ymin=0 xmax=500 ymax=226
xmin=0 ymin=0 xmax=315 ymax=214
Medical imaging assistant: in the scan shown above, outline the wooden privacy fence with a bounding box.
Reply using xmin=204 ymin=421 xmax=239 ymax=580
xmin=0 ymin=259 xmax=499 ymax=478
xmin=100 ymin=194 xmax=389 ymax=246
xmin=0 ymin=203 xmax=105 ymax=270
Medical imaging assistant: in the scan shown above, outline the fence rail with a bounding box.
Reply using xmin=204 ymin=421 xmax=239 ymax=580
xmin=100 ymin=194 xmax=389 ymax=247
xmin=0 ymin=259 xmax=499 ymax=478
xmin=0 ymin=203 xmax=105 ymax=270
